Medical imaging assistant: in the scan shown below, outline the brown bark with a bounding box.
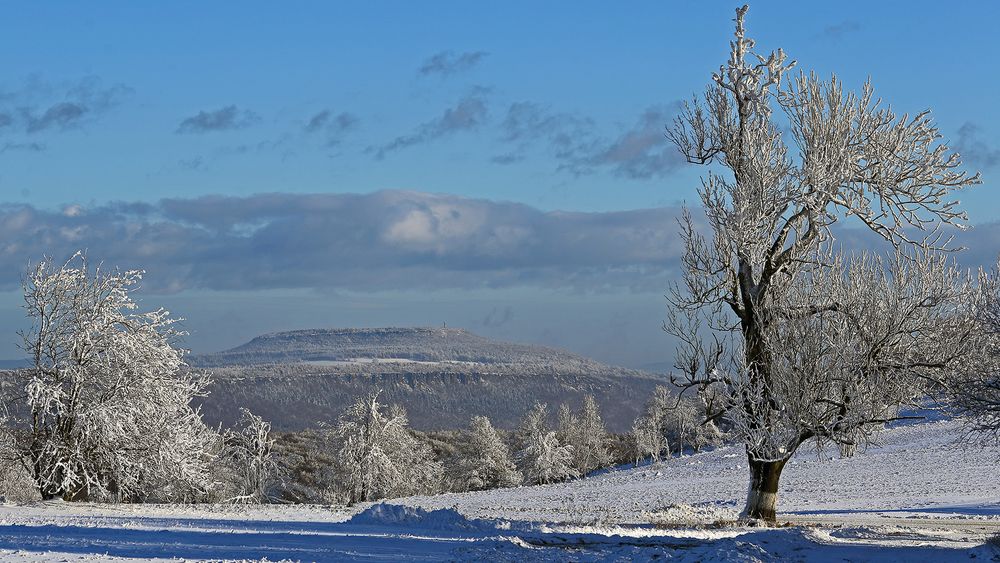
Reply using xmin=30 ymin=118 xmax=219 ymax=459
xmin=742 ymin=457 xmax=787 ymax=522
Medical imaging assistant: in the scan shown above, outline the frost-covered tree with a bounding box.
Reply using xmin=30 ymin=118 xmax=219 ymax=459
xmin=631 ymin=412 xmax=664 ymax=465
xmin=631 ymin=385 xmax=722 ymax=463
xmin=8 ymin=253 xmax=218 ymax=501
xmin=332 ymin=391 xmax=442 ymax=504
xmin=521 ymin=432 xmax=576 ymax=486
xmin=631 ymin=386 xmax=671 ymax=462
xmin=460 ymin=415 xmax=522 ymax=490
xmin=220 ymin=408 xmax=277 ymax=503
xmin=558 ymin=396 xmax=611 ymax=475
xmin=517 ymin=402 xmax=577 ymax=485
xmin=949 ymin=264 xmax=1000 ymax=441
xmin=665 ymin=6 xmax=982 ymax=521
xmin=669 ymin=393 xmax=724 ymax=454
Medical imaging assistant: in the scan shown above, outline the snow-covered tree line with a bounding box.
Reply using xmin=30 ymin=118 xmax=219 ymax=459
xmin=318 ymin=392 xmax=620 ymax=504
xmin=632 ymin=386 xmax=724 ymax=463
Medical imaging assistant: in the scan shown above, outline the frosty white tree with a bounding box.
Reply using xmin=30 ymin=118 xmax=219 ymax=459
xmin=516 ymin=402 xmax=577 ymax=485
xmin=460 ymin=415 xmax=522 ymax=490
xmin=332 ymin=391 xmax=442 ymax=504
xmin=632 ymin=386 xmax=722 ymax=463
xmin=631 ymin=414 xmax=664 ymax=465
xmin=668 ymin=394 xmax=723 ymax=454
xmin=666 ymin=5 xmax=982 ymax=521
xmin=557 ymin=396 xmax=611 ymax=475
xmin=221 ymin=408 xmax=276 ymax=503
xmin=11 ymin=253 xmax=218 ymax=501
xmin=949 ymin=265 xmax=1000 ymax=441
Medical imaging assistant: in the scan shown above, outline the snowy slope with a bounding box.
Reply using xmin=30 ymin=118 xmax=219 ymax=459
xmin=0 ymin=418 xmax=998 ymax=561
xmin=403 ymin=418 xmax=1000 ymax=526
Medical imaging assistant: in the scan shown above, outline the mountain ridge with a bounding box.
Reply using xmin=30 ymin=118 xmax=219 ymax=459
xmin=191 ymin=326 xmax=606 ymax=369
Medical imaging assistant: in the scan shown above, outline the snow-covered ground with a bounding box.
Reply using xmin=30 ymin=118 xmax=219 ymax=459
xmin=1 ymin=419 xmax=998 ymax=561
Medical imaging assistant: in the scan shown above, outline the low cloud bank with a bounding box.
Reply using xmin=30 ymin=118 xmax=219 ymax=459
xmin=2 ymin=190 xmax=995 ymax=295
xmin=0 ymin=191 xmax=685 ymax=293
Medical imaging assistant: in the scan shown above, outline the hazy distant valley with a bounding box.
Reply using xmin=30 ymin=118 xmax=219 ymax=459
xmin=190 ymin=327 xmax=665 ymax=432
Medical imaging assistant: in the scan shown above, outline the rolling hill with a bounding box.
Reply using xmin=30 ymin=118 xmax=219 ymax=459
xmin=190 ymin=327 xmax=607 ymax=368
xmin=191 ymin=327 xmax=666 ymax=432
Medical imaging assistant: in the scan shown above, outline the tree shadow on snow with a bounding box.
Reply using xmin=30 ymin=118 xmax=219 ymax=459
xmin=0 ymin=516 xmax=995 ymax=562
xmin=0 ymin=521 xmax=477 ymax=562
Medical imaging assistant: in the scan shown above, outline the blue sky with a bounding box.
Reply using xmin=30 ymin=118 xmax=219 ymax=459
xmin=0 ymin=1 xmax=998 ymax=366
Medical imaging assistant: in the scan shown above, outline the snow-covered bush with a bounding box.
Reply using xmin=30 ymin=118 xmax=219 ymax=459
xmin=10 ymin=253 xmax=219 ymax=501
xmin=516 ymin=402 xmax=577 ymax=484
xmin=331 ymin=391 xmax=443 ymax=504
xmin=268 ymin=429 xmax=340 ymax=504
xmin=219 ymin=408 xmax=277 ymax=503
xmin=557 ymin=396 xmax=611 ymax=475
xmin=459 ymin=415 xmax=522 ymax=490
xmin=0 ymin=414 xmax=39 ymax=503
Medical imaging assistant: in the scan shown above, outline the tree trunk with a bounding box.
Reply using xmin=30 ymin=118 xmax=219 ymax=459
xmin=742 ymin=457 xmax=787 ymax=523
xmin=839 ymin=442 xmax=856 ymax=458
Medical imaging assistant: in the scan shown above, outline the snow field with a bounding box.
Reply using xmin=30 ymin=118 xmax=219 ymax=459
xmin=0 ymin=418 xmax=998 ymax=561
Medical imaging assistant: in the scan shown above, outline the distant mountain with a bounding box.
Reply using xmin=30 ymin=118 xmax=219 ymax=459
xmin=0 ymin=359 xmax=29 ymax=370
xmin=190 ymin=327 xmax=599 ymax=368
xmin=634 ymin=361 xmax=672 ymax=374
xmin=192 ymin=327 xmax=665 ymax=433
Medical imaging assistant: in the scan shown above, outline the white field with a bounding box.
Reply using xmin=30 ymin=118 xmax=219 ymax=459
xmin=1 ymin=418 xmax=999 ymax=561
